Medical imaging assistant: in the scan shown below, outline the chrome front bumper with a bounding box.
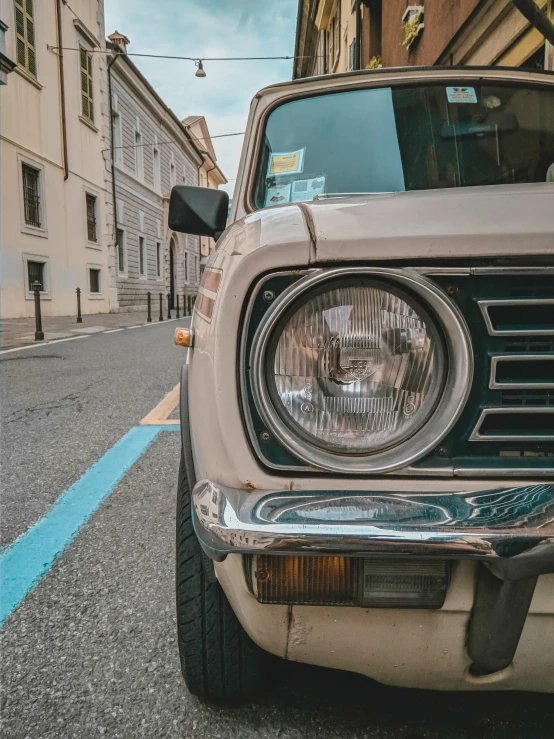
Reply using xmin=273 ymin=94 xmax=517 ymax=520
xmin=192 ymin=480 xmax=554 ymax=579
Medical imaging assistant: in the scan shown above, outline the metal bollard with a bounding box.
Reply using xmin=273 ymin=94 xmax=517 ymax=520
xmin=159 ymin=293 xmax=164 ymax=321
xmin=76 ymin=287 xmax=83 ymax=323
xmin=167 ymin=293 xmax=171 ymax=320
xmin=176 ymin=295 xmax=180 ymax=319
xmin=147 ymin=291 xmax=152 ymax=322
xmin=33 ymin=281 xmax=44 ymax=341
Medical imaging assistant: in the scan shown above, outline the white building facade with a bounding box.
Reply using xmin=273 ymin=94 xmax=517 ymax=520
xmin=106 ymin=35 xmax=204 ymax=313
xmin=1 ymin=0 xmax=112 ymax=319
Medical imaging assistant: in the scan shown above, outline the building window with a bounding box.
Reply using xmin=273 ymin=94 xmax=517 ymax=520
xmin=194 ymin=255 xmax=198 ymax=281
xmin=22 ymin=163 xmax=41 ymax=227
xmin=117 ymin=228 xmax=125 ymax=273
xmin=113 ymin=111 xmax=123 ymax=166
xmin=27 ymin=259 xmax=44 ymax=291
xmin=89 ymin=268 xmax=101 ymax=294
xmin=156 ymin=241 xmax=161 ymax=277
xmin=184 ymin=251 xmax=188 ymax=282
xmin=86 ymin=193 xmax=97 ymax=242
xmin=14 ymin=0 xmax=36 ymax=78
xmin=139 ymin=236 xmax=146 ymax=276
xmin=80 ymin=44 xmax=94 ymax=123
xmin=170 ymin=153 xmax=177 ymax=188
xmin=153 ymin=145 xmax=160 ymax=191
xmin=135 ymin=124 xmax=143 ymax=180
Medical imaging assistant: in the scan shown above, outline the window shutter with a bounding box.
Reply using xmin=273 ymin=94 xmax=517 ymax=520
xmin=14 ymin=0 xmax=36 ymax=77
xmin=80 ymin=45 xmax=94 ymax=122
xmin=15 ymin=3 xmax=26 ymax=67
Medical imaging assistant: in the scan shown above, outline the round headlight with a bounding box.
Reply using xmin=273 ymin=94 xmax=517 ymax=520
xmin=250 ymin=268 xmax=473 ymax=473
xmin=266 ymin=279 xmax=444 ymax=454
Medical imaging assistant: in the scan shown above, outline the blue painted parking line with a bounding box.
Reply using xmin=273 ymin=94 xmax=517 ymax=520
xmin=0 ymin=424 xmax=177 ymax=627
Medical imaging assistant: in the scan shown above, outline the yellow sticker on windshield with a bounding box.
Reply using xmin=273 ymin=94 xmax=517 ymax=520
xmin=268 ymin=149 xmax=305 ymax=176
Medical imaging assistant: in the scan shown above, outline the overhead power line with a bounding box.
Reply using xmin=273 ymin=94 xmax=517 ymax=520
xmin=47 ymin=46 xmax=302 ymax=62
xmin=102 ymin=131 xmax=245 ymax=155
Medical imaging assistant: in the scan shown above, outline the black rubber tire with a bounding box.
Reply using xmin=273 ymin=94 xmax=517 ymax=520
xmin=176 ymin=454 xmax=263 ymax=700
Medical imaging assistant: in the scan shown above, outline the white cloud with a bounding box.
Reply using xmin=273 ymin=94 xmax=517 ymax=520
xmin=104 ymin=0 xmax=298 ymax=197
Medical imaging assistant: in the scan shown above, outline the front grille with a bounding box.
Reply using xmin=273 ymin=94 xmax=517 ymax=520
xmin=426 ymin=270 xmax=554 ymax=474
xmin=241 ymin=267 xmax=554 ymax=476
xmin=501 ymin=390 xmax=554 ymax=406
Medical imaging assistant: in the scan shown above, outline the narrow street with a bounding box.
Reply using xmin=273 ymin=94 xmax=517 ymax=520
xmin=1 ymin=324 xmax=553 ymax=739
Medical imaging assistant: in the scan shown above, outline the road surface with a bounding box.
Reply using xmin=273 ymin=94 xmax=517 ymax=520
xmin=2 ymin=321 xmax=553 ymax=739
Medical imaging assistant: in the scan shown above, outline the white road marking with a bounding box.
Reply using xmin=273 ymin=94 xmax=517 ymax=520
xmin=103 ymin=328 xmax=125 ymax=333
xmin=0 ymin=335 xmax=90 ymax=356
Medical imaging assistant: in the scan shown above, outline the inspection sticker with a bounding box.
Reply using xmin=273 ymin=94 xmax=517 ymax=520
xmin=446 ymin=86 xmax=478 ymax=104
xmin=291 ymin=176 xmax=326 ymax=202
xmin=268 ymin=148 xmax=305 ymax=176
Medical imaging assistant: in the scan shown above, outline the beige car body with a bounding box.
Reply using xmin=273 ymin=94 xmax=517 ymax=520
xmin=185 ymin=68 xmax=554 ymax=692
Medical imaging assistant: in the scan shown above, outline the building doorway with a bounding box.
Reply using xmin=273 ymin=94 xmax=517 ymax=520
xmin=169 ymin=237 xmax=176 ymax=309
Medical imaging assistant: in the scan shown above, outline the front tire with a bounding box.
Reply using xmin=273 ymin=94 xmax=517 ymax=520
xmin=176 ymin=454 xmax=262 ymax=699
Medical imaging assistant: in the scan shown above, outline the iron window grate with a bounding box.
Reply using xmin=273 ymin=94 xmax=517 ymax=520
xmin=86 ymin=194 xmax=97 ymax=242
xmin=22 ymin=164 xmax=41 ymax=227
xmin=27 ymin=260 xmax=44 ymax=291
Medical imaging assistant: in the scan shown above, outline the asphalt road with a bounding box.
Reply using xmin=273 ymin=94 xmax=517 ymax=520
xmin=1 ymin=322 xmax=553 ymax=739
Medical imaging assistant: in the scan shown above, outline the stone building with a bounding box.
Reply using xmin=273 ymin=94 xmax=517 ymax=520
xmin=106 ymin=33 xmax=208 ymax=313
xmin=1 ymin=0 xmax=112 ymax=318
xmin=293 ymin=0 xmax=554 ymax=78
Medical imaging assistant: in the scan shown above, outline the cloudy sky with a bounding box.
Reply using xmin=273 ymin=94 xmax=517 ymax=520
xmin=105 ymin=0 xmax=298 ymax=196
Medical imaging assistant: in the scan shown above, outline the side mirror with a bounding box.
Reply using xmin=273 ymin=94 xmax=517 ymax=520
xmin=169 ymin=185 xmax=229 ymax=239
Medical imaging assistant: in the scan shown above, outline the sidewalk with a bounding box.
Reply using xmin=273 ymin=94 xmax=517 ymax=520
xmin=0 ymin=310 xmax=188 ymax=351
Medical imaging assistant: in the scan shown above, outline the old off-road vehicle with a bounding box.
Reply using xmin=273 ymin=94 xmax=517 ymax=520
xmin=169 ymin=66 xmax=554 ymax=698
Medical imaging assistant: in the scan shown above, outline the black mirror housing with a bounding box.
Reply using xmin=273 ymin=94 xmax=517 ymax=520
xmin=169 ymin=186 xmax=229 ymax=238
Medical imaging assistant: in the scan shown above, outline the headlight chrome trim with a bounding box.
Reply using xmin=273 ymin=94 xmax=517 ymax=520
xmin=250 ymin=267 xmax=473 ymax=474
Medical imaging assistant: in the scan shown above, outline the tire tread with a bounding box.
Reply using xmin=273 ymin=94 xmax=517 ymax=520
xmin=176 ymin=454 xmax=262 ymax=699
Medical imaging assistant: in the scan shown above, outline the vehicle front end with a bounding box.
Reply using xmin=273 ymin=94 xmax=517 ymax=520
xmin=172 ymin=66 xmax=554 ymax=698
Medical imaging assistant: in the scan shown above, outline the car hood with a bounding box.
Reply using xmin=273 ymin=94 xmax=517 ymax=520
xmin=296 ymin=183 xmax=554 ymax=261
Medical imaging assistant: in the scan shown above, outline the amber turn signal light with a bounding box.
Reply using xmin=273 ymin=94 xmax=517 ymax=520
xmin=174 ymin=327 xmax=194 ymax=348
xmin=252 ymin=555 xmax=449 ymax=609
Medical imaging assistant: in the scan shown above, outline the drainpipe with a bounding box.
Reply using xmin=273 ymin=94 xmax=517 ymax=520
xmin=55 ymin=0 xmax=68 ymax=179
xmin=511 ymin=0 xmax=554 ymax=45
xmin=108 ymin=53 xmax=119 ymax=246
xmin=355 ymin=0 xmax=362 ymax=70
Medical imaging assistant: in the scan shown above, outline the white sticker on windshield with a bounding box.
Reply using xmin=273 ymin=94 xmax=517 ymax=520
xmin=265 ymin=182 xmax=291 ymax=207
xmin=446 ymin=86 xmax=478 ymax=104
xmin=291 ymin=176 xmax=326 ymax=202
xmin=268 ymin=149 xmax=305 ymax=176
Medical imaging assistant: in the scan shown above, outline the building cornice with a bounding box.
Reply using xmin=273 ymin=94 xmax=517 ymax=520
xmin=73 ymin=18 xmax=101 ymax=48
xmin=0 ymin=51 xmax=16 ymax=76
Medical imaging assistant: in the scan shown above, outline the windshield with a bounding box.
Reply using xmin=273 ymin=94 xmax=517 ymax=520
xmin=253 ymin=82 xmax=554 ymax=209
